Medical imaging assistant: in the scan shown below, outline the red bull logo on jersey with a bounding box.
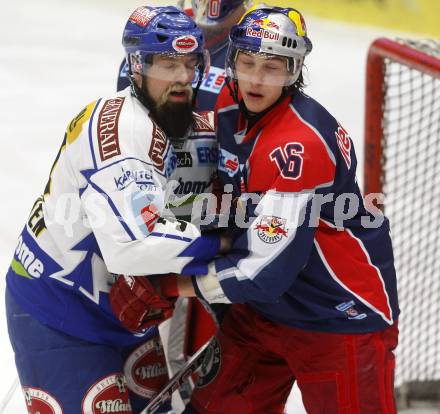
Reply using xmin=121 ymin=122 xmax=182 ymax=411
xmin=246 ymin=27 xmax=280 ymax=41
xmin=255 ymin=215 xmax=288 ymax=244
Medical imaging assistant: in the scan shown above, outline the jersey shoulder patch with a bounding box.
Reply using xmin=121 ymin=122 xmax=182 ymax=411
xmin=192 ymin=111 xmax=214 ymax=133
xmin=96 ymin=97 xmax=126 ymax=161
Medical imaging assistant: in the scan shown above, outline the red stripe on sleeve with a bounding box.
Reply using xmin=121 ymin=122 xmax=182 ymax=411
xmin=315 ymin=219 xmax=393 ymax=323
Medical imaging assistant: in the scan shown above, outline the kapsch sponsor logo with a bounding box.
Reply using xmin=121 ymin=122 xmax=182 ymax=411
xmin=172 ymin=35 xmax=198 ymax=53
xmin=123 ymin=337 xmax=168 ymax=399
xmin=23 ymin=386 xmax=64 ymax=414
xmin=82 ymin=373 xmax=132 ymax=414
xmin=176 ymin=152 xmax=193 ymax=168
xmin=98 ymin=97 xmax=125 ymax=161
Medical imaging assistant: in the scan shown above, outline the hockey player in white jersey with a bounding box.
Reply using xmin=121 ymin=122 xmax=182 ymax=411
xmin=5 ymin=6 xmax=223 ymax=414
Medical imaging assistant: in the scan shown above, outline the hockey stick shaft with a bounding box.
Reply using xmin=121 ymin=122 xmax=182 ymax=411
xmin=140 ymin=336 xmax=215 ymax=414
xmin=0 ymin=377 xmax=19 ymax=414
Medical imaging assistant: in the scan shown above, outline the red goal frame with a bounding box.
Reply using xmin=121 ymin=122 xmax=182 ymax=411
xmin=363 ymin=38 xmax=440 ymax=195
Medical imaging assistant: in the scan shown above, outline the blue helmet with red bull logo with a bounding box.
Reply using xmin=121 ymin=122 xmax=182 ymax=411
xmin=226 ymin=5 xmax=312 ymax=86
xmin=192 ymin=0 xmax=248 ymax=25
xmin=122 ymin=6 xmax=208 ymax=85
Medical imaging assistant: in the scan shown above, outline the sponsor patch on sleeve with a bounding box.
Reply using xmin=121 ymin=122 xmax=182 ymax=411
xmin=97 ymin=97 xmax=125 ymax=161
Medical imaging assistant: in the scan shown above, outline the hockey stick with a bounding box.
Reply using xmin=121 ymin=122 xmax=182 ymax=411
xmin=0 ymin=377 xmax=19 ymax=414
xmin=140 ymin=336 xmax=215 ymax=414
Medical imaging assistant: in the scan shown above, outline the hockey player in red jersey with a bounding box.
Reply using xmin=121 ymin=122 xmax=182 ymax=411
xmin=167 ymin=5 xmax=399 ymax=413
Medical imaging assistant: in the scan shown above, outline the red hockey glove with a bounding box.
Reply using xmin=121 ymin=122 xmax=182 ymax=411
xmin=109 ymin=275 xmax=178 ymax=333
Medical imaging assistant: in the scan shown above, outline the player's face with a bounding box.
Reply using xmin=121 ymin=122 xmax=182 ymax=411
xmin=235 ymin=52 xmax=290 ymax=113
xmin=144 ymin=54 xmax=198 ymax=106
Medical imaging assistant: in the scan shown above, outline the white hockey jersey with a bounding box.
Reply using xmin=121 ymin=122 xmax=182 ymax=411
xmin=6 ymin=88 xmax=219 ymax=345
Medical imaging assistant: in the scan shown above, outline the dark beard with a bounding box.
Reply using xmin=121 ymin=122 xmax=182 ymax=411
xmin=152 ymin=100 xmax=193 ymax=138
xmin=140 ymin=87 xmax=193 ymax=138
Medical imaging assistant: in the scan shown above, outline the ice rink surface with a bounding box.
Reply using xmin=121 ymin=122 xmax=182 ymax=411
xmin=0 ymin=0 xmax=435 ymax=413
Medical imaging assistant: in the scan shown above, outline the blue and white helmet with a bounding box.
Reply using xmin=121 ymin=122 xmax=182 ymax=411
xmin=122 ymin=6 xmax=208 ymax=83
xmin=226 ymin=5 xmax=313 ymax=86
xmin=192 ymin=0 xmax=249 ymax=25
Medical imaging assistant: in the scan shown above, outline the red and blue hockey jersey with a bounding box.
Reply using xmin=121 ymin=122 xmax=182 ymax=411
xmin=214 ymin=86 xmax=399 ymax=333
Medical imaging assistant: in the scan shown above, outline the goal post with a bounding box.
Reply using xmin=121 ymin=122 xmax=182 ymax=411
xmin=364 ymin=38 xmax=440 ymax=406
xmin=365 ymin=38 xmax=440 ymax=195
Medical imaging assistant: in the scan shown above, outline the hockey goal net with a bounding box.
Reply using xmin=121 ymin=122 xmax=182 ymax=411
xmin=364 ymin=38 xmax=440 ymax=404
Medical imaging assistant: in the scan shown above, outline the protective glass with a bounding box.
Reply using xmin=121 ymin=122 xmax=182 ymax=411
xmin=131 ymin=50 xmax=210 ymax=84
xmin=229 ymin=50 xmax=298 ymax=87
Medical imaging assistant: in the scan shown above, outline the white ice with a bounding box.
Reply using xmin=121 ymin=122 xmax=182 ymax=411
xmin=0 ymin=0 xmax=433 ymax=413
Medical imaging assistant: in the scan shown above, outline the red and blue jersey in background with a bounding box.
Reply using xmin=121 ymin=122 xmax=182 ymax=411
xmin=214 ymin=86 xmax=399 ymax=333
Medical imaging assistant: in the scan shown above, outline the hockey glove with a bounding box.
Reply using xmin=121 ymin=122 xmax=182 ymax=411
xmin=109 ymin=275 xmax=178 ymax=333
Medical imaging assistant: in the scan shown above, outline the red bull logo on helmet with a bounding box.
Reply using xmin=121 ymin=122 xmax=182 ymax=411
xmin=255 ymin=215 xmax=288 ymax=244
xmin=250 ymin=18 xmax=280 ymax=31
xmin=246 ymin=27 xmax=280 ymax=41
